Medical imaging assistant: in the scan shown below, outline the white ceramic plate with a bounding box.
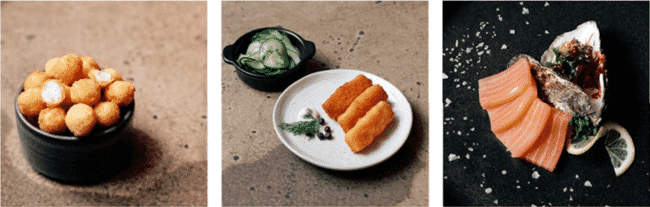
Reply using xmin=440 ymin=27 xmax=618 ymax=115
xmin=273 ymin=69 xmax=413 ymax=170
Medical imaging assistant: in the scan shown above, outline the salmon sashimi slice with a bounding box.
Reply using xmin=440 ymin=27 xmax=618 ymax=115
xmin=487 ymin=86 xmax=537 ymax=134
xmin=522 ymin=109 xmax=572 ymax=172
xmin=479 ymin=58 xmax=535 ymax=110
xmin=495 ymin=98 xmax=553 ymax=158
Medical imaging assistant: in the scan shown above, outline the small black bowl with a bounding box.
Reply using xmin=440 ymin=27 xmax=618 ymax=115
xmin=223 ymin=27 xmax=316 ymax=91
xmin=14 ymin=85 xmax=134 ymax=183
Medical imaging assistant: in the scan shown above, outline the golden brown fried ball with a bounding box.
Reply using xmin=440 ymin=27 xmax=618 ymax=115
xmin=24 ymin=70 xmax=52 ymax=89
xmin=88 ymin=69 xmax=116 ymax=88
xmin=103 ymin=68 xmax=123 ymax=81
xmin=38 ymin=107 xmax=67 ymax=134
xmin=41 ymin=79 xmax=67 ymax=108
xmin=105 ymin=81 xmax=135 ymax=107
xmin=70 ymin=79 xmax=101 ymax=106
xmin=45 ymin=54 xmax=84 ymax=85
xmin=44 ymin=58 xmax=59 ymax=73
xmin=18 ymin=88 xmax=46 ymax=117
xmin=94 ymin=101 xmax=120 ymax=127
xmin=65 ymin=103 xmax=96 ymax=137
xmin=80 ymin=56 xmax=100 ymax=79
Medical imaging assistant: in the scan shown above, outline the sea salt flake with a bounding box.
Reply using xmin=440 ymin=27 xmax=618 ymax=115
xmin=517 ymin=186 xmax=521 ymax=189
xmin=463 ymin=116 xmax=467 ymax=120
xmin=465 ymin=154 xmax=470 ymax=159
xmin=468 ymin=147 xmax=474 ymax=152
xmin=570 ymin=195 xmax=573 ymax=201
xmin=522 ymin=7 xmax=529 ymax=15
xmin=478 ymin=51 xmax=485 ymax=56
xmin=519 ymin=2 xmax=523 ymax=5
xmin=477 ymin=42 xmax=484 ymax=48
xmin=501 ymin=44 xmax=508 ymax=50
xmin=496 ymin=8 xmax=500 ymax=11
xmin=494 ymin=199 xmax=499 ymax=204
xmin=485 ymin=188 xmax=492 ymax=194
xmin=448 ymin=154 xmax=461 ymax=161
xmin=544 ymin=2 xmax=549 ymax=7
xmin=443 ymin=73 xmax=448 ymax=79
xmin=476 ymin=31 xmax=481 ymax=37
xmin=456 ymin=84 xmax=460 ymax=88
xmin=570 ymin=188 xmax=573 ymax=192
xmin=498 ymin=14 xmax=503 ymax=21
xmin=510 ymin=30 xmax=516 ymax=34
xmin=445 ymin=98 xmax=452 ymax=107
xmin=483 ymin=155 xmax=486 ymax=158
xmin=584 ymin=181 xmax=592 ymax=187
xmin=444 ymin=176 xmax=447 ymax=179
xmin=482 ymin=173 xmax=485 ymax=177
xmin=470 ymin=127 xmax=475 ymax=131
xmin=575 ymin=174 xmax=579 ymax=179
xmin=545 ymin=30 xmax=549 ymax=34
xmin=466 ymin=47 xmax=472 ymax=53
xmin=458 ymin=131 xmax=462 ymax=135
xmin=531 ymin=205 xmax=537 ymax=207
xmin=480 ymin=184 xmax=483 ymax=187
xmin=455 ymin=40 xmax=459 ymax=47
xmin=502 ymin=170 xmax=507 ymax=175
xmin=563 ymin=187 xmax=567 ymax=192
xmin=516 ymin=180 xmax=520 ymax=183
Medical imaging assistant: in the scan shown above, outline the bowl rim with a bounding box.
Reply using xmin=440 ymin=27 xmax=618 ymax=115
xmin=228 ymin=27 xmax=311 ymax=79
xmin=15 ymin=82 xmax=135 ymax=142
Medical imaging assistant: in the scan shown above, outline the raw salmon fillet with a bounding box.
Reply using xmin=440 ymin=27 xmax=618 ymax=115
xmin=345 ymin=101 xmax=394 ymax=153
xmin=479 ymin=58 xmax=535 ymax=110
xmin=494 ymin=98 xmax=553 ymax=158
xmin=322 ymin=74 xmax=373 ymax=120
xmin=338 ymin=84 xmax=388 ymax=132
xmin=522 ymin=109 xmax=572 ymax=172
xmin=487 ymin=86 xmax=537 ymax=134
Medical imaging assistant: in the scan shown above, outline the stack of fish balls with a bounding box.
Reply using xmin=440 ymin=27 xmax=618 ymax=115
xmin=17 ymin=54 xmax=136 ymax=137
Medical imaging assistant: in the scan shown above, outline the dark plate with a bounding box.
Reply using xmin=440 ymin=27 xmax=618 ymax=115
xmin=443 ymin=1 xmax=649 ymax=206
xmin=223 ymin=27 xmax=316 ymax=91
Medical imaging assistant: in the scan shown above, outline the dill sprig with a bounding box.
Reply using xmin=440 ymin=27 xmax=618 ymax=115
xmin=568 ymin=113 xmax=598 ymax=142
xmin=278 ymin=113 xmax=320 ymax=139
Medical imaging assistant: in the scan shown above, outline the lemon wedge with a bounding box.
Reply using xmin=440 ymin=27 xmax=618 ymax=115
xmin=566 ymin=122 xmax=635 ymax=176
xmin=599 ymin=122 xmax=635 ymax=176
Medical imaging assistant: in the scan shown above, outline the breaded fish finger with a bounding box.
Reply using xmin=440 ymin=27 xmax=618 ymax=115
xmin=322 ymin=74 xmax=372 ymax=120
xmin=338 ymin=84 xmax=388 ymax=132
xmin=345 ymin=101 xmax=394 ymax=153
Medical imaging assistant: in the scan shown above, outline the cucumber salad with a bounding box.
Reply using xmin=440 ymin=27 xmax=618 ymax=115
xmin=237 ymin=29 xmax=301 ymax=75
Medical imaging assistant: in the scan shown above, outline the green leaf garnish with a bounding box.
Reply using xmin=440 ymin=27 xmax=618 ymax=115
xmin=568 ymin=113 xmax=597 ymax=142
xmin=278 ymin=113 xmax=319 ymax=139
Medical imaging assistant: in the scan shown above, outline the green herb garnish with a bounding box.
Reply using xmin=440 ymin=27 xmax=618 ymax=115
xmin=279 ymin=113 xmax=320 ymax=139
xmin=545 ymin=46 xmax=593 ymax=80
xmin=568 ymin=113 xmax=598 ymax=142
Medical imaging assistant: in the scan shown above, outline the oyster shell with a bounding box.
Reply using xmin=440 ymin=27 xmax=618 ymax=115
xmin=540 ymin=21 xmax=607 ymax=126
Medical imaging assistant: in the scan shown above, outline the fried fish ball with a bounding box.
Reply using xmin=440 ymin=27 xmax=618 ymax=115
xmin=65 ymin=103 xmax=96 ymax=137
xmin=44 ymin=58 xmax=59 ymax=73
xmin=18 ymin=88 xmax=46 ymax=117
xmin=103 ymin=68 xmax=123 ymax=81
xmin=45 ymin=54 xmax=84 ymax=85
xmin=80 ymin=56 xmax=100 ymax=78
xmin=38 ymin=107 xmax=67 ymax=134
xmin=94 ymin=101 xmax=120 ymax=127
xmin=105 ymin=81 xmax=135 ymax=107
xmin=70 ymin=79 xmax=101 ymax=106
xmin=24 ymin=70 xmax=52 ymax=89
xmin=41 ymin=79 xmax=67 ymax=108
xmin=88 ymin=69 xmax=116 ymax=88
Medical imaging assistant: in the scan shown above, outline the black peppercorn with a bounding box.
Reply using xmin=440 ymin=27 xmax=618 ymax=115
xmin=324 ymin=126 xmax=331 ymax=133
xmin=318 ymin=118 xmax=325 ymax=125
xmin=317 ymin=132 xmax=326 ymax=140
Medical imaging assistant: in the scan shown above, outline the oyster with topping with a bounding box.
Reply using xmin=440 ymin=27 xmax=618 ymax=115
xmin=540 ymin=21 xmax=607 ymax=126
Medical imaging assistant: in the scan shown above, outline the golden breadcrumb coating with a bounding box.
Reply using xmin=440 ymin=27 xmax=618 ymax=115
xmin=38 ymin=107 xmax=67 ymax=134
xmin=24 ymin=70 xmax=52 ymax=89
xmin=18 ymin=88 xmax=46 ymax=117
xmin=322 ymin=74 xmax=373 ymax=120
xmin=105 ymin=81 xmax=135 ymax=107
xmin=70 ymin=79 xmax=102 ymax=106
xmin=80 ymin=56 xmax=100 ymax=79
xmin=65 ymin=103 xmax=96 ymax=137
xmin=45 ymin=54 xmax=84 ymax=85
xmin=94 ymin=101 xmax=121 ymax=127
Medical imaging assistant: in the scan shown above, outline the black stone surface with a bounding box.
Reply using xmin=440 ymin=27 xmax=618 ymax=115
xmin=443 ymin=1 xmax=649 ymax=206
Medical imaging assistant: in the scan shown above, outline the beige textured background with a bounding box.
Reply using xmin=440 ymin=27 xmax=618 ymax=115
xmin=1 ymin=2 xmax=207 ymax=205
xmin=222 ymin=1 xmax=428 ymax=206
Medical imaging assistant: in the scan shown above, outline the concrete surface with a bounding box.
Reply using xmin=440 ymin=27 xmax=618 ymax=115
xmin=1 ymin=2 xmax=207 ymax=205
xmin=222 ymin=1 xmax=428 ymax=206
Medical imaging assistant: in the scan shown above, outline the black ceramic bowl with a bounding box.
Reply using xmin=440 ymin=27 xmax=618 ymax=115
xmin=14 ymin=85 xmax=134 ymax=183
xmin=223 ymin=27 xmax=316 ymax=91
